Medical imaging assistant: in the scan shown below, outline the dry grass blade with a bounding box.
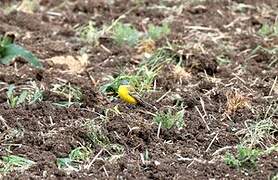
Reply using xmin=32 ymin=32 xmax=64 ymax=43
xmin=225 ymin=91 xmax=250 ymax=114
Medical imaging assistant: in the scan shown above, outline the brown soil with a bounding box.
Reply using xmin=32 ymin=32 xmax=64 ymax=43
xmin=0 ymin=0 xmax=277 ymax=179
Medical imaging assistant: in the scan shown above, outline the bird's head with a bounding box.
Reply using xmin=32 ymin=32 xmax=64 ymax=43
xmin=119 ymin=80 xmax=135 ymax=92
xmin=120 ymin=80 xmax=129 ymax=85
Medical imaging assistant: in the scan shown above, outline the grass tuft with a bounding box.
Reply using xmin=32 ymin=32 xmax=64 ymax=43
xmin=0 ymin=155 xmax=35 ymax=173
xmin=6 ymin=84 xmax=28 ymax=108
xmin=84 ymin=117 xmax=124 ymax=162
xmin=224 ymin=145 xmax=261 ymax=169
xmin=77 ymin=21 xmax=102 ymax=46
xmin=154 ymin=108 xmax=185 ymax=129
xmin=147 ymin=23 xmax=170 ymax=40
xmin=57 ymin=146 xmax=91 ymax=171
xmin=242 ymin=103 xmax=277 ymax=148
xmin=112 ymin=22 xmax=141 ymax=46
xmin=51 ymin=82 xmax=83 ymax=108
xmin=258 ymin=22 xmax=278 ymax=38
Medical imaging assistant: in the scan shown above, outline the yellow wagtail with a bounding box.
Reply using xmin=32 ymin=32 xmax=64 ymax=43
xmin=118 ymin=80 xmax=157 ymax=110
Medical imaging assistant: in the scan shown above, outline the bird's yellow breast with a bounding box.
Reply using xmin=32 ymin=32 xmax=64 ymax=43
xmin=118 ymin=85 xmax=138 ymax=105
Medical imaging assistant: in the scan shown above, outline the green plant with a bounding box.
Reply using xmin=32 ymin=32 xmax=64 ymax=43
xmin=101 ymin=48 xmax=176 ymax=94
xmin=25 ymin=82 xmax=44 ymax=104
xmin=69 ymin=147 xmax=91 ymax=161
xmin=224 ymin=145 xmax=261 ymax=168
xmin=6 ymin=84 xmax=28 ymax=108
xmin=112 ymin=22 xmax=140 ymax=46
xmin=136 ymin=66 xmax=159 ymax=92
xmin=242 ymin=103 xmax=277 ymax=148
xmin=154 ymin=108 xmax=185 ymax=129
xmin=258 ymin=22 xmax=278 ymax=37
xmin=100 ymin=73 xmax=140 ymax=94
xmin=56 ymin=157 xmax=76 ymax=170
xmin=216 ymin=54 xmax=231 ymax=65
xmin=272 ymin=173 xmax=278 ymax=180
xmin=0 ymin=35 xmax=43 ymax=68
xmin=0 ymin=155 xmax=35 ymax=173
xmin=251 ymin=45 xmax=278 ymax=68
xmin=100 ymin=66 xmax=159 ymax=96
xmin=139 ymin=48 xmax=176 ymax=70
xmin=51 ymin=83 xmax=83 ymax=108
xmin=147 ymin=23 xmax=170 ymax=40
xmin=85 ymin=119 xmax=110 ymax=147
xmin=57 ymin=146 xmax=91 ymax=170
xmin=84 ymin=118 xmax=124 ymax=162
xmin=78 ymin=21 xmax=102 ymax=46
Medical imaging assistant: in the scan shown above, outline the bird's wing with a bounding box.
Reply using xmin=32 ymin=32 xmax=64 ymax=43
xmin=130 ymin=91 xmax=157 ymax=110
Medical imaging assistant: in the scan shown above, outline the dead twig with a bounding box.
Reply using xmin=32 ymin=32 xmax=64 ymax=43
xmin=86 ymin=71 xmax=98 ymax=87
xmin=184 ymin=25 xmax=219 ymax=32
xmin=156 ymin=89 xmax=171 ymax=103
xmin=212 ymin=146 xmax=235 ymax=156
xmin=195 ymin=106 xmax=210 ymax=131
xmin=157 ymin=122 xmax=162 ymax=139
xmin=86 ymin=148 xmax=104 ymax=170
xmin=0 ymin=115 xmax=10 ymax=130
xmin=205 ymin=132 xmax=219 ymax=152
xmin=100 ymin=44 xmax=112 ymax=54
xmin=269 ymin=76 xmax=277 ymax=96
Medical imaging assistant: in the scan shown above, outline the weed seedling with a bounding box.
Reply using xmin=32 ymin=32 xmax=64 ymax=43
xmin=147 ymin=23 xmax=170 ymax=40
xmin=139 ymin=48 xmax=175 ymax=71
xmin=154 ymin=108 xmax=185 ymax=129
xmin=112 ymin=22 xmax=140 ymax=46
xmin=0 ymin=34 xmax=43 ymax=68
xmin=224 ymin=145 xmax=261 ymax=169
xmin=69 ymin=147 xmax=91 ymax=162
xmin=0 ymin=155 xmax=35 ymax=173
xmin=51 ymin=83 xmax=83 ymax=108
xmin=84 ymin=117 xmax=124 ymax=162
xmin=85 ymin=119 xmax=110 ymax=147
xmin=6 ymin=84 xmax=28 ymax=108
xmin=57 ymin=146 xmax=91 ymax=171
xmin=21 ymin=81 xmax=44 ymax=104
xmin=56 ymin=157 xmax=76 ymax=170
xmin=216 ymin=54 xmax=231 ymax=65
xmin=242 ymin=103 xmax=277 ymax=148
xmin=258 ymin=22 xmax=278 ymax=38
xmin=78 ymin=21 xmax=102 ymax=46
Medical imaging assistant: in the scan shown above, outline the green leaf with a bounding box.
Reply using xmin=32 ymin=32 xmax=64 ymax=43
xmin=147 ymin=23 xmax=170 ymax=40
xmin=0 ymin=35 xmax=13 ymax=48
xmin=69 ymin=147 xmax=91 ymax=161
xmin=6 ymin=84 xmax=15 ymax=100
xmin=224 ymin=152 xmax=239 ymax=168
xmin=175 ymin=109 xmax=185 ymax=129
xmin=0 ymin=44 xmax=43 ymax=69
xmin=2 ymin=155 xmax=35 ymax=167
xmin=112 ymin=23 xmax=140 ymax=46
xmin=17 ymin=90 xmax=28 ymax=105
xmin=56 ymin=158 xmax=73 ymax=169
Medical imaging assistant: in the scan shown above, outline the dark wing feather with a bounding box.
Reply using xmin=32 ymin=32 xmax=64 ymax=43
xmin=130 ymin=92 xmax=157 ymax=110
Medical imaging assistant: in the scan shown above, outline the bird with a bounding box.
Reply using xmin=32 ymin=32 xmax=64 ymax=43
xmin=118 ymin=80 xmax=157 ymax=110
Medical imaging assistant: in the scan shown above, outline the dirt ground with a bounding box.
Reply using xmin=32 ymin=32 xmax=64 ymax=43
xmin=0 ymin=0 xmax=277 ymax=179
